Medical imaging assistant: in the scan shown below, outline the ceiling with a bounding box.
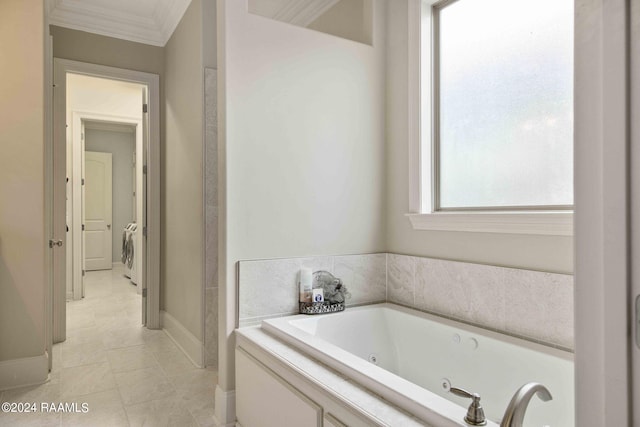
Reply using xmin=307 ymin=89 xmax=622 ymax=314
xmin=48 ymin=0 xmax=192 ymax=47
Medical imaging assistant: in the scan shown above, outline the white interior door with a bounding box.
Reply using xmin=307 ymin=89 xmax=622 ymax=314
xmin=84 ymin=151 xmax=113 ymax=271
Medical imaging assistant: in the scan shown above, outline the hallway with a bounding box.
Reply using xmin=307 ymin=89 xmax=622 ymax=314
xmin=0 ymin=267 xmax=216 ymax=427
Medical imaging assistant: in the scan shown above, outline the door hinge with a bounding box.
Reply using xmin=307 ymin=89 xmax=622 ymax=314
xmin=142 ymin=288 xmax=147 ymax=298
xmin=81 ymin=178 xmax=85 ymax=185
xmin=82 ymin=224 xmax=85 ymax=231
xmin=143 ymin=165 xmax=147 ymax=174
xmin=143 ymin=227 xmax=147 ymax=237
xmin=82 ymin=269 xmax=86 ymax=277
xmin=636 ymin=295 xmax=640 ymax=349
xmin=143 ymin=104 xmax=148 ymax=113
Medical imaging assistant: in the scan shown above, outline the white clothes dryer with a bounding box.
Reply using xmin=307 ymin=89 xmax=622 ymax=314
xmin=122 ymin=223 xmax=134 ymax=279
xmin=129 ymin=224 xmax=138 ymax=285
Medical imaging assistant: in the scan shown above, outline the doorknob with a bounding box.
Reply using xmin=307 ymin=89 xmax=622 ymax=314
xmin=49 ymin=239 xmax=63 ymax=248
xmin=107 ymin=224 xmax=111 ymax=230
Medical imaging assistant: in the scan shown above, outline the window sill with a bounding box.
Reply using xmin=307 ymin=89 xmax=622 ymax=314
xmin=406 ymin=211 xmax=573 ymax=236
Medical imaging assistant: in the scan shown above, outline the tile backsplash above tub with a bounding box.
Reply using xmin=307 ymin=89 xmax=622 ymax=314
xmin=387 ymin=254 xmax=573 ymax=350
xmin=238 ymin=253 xmax=574 ymax=350
xmin=238 ymin=254 xmax=387 ymax=327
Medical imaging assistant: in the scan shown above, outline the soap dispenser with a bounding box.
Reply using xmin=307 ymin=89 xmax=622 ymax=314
xmin=299 ymin=267 xmax=312 ymax=303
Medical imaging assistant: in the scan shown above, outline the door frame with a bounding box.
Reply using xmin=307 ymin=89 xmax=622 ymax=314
xmin=632 ymin=0 xmax=640 ymax=424
xmin=51 ymin=58 xmax=161 ymax=341
xmin=574 ymin=0 xmax=634 ymax=425
xmin=70 ymin=111 xmax=143 ymax=299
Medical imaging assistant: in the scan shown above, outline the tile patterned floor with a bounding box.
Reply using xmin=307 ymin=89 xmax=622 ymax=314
xmin=0 ymin=266 xmax=217 ymax=427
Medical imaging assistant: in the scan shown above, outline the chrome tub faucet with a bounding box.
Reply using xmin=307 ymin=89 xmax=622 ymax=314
xmin=443 ymin=380 xmax=487 ymax=426
xmin=500 ymin=382 xmax=552 ymax=427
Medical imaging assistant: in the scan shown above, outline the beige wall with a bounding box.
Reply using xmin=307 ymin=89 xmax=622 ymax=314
xmin=163 ymin=0 xmax=204 ymax=340
xmin=50 ymin=26 xmax=164 ymax=76
xmin=308 ymin=0 xmax=372 ymax=45
xmin=217 ymin=0 xmax=387 ymax=396
xmin=385 ymin=1 xmax=573 ymax=274
xmin=203 ymin=0 xmax=218 ymax=69
xmin=0 ymin=0 xmax=46 ymax=361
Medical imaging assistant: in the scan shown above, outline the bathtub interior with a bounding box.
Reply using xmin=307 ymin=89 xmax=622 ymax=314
xmin=280 ymin=304 xmax=574 ymax=426
xmin=291 ymin=307 xmax=401 ymax=374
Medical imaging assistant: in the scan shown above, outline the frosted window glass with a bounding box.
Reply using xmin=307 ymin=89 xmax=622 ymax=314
xmin=436 ymin=0 xmax=573 ymax=209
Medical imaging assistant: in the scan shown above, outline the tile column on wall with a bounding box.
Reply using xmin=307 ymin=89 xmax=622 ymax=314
xmin=204 ymin=68 xmax=218 ymax=368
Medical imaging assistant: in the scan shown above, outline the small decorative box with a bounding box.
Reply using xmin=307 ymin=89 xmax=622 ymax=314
xmin=299 ymin=302 xmax=345 ymax=315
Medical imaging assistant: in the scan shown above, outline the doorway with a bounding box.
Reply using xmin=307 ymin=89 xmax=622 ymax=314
xmin=65 ymin=75 xmax=146 ymax=321
xmin=77 ymin=117 xmax=143 ymax=298
xmin=51 ymin=59 xmax=161 ymax=345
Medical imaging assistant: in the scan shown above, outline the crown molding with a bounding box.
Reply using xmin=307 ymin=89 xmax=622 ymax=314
xmin=48 ymin=0 xmax=191 ymax=47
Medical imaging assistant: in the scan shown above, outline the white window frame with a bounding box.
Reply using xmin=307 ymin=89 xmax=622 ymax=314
xmin=406 ymin=0 xmax=573 ymax=236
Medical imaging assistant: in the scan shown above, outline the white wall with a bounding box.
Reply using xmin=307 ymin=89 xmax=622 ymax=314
xmin=0 ymin=0 xmax=46 ymax=372
xmin=216 ymin=0 xmax=386 ymax=416
xmin=85 ymin=128 xmax=136 ymax=261
xmin=385 ymin=1 xmax=573 ymax=274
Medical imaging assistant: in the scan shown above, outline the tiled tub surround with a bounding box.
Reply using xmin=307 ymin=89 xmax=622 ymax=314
xmin=387 ymin=254 xmax=574 ymax=350
xmin=238 ymin=254 xmax=387 ymax=326
xmin=238 ymin=253 xmax=573 ymax=350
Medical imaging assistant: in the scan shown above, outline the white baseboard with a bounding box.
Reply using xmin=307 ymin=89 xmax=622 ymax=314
xmin=160 ymin=310 xmax=203 ymax=368
xmin=0 ymin=353 xmax=49 ymax=391
xmin=214 ymin=385 xmax=236 ymax=427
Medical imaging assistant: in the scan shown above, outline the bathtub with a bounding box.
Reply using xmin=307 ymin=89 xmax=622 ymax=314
xmin=262 ymin=303 xmax=574 ymax=427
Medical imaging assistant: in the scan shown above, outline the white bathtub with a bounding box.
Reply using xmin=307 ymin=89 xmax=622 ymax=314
xmin=262 ymin=303 xmax=574 ymax=427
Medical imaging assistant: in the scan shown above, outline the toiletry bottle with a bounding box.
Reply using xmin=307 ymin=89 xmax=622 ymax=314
xmin=299 ymin=267 xmax=312 ymax=303
xmin=312 ymin=288 xmax=324 ymax=303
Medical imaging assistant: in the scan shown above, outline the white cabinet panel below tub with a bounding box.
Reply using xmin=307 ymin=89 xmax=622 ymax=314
xmin=236 ymin=349 xmax=322 ymax=427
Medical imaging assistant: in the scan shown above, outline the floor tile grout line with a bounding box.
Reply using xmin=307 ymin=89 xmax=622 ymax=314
xmin=61 ymin=384 xmax=119 ymax=402
xmin=113 ymin=367 xmax=133 ymax=427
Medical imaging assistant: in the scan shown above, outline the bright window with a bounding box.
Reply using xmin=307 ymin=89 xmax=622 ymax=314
xmin=432 ymin=0 xmax=573 ymax=210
